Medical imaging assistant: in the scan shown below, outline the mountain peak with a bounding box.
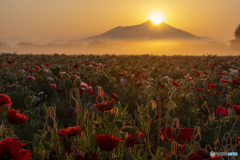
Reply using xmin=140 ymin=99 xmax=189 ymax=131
xmin=77 ymin=21 xmax=209 ymax=43
xmin=141 ymin=20 xmax=166 ymax=26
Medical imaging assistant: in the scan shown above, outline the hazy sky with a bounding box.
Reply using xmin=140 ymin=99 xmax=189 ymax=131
xmin=1 ymin=0 xmax=240 ymax=42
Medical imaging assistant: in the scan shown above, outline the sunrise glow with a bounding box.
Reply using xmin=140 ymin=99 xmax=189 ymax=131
xmin=149 ymin=14 xmax=164 ymax=24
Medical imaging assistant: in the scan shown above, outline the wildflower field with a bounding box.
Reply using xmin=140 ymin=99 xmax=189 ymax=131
xmin=1 ymin=53 xmax=240 ymax=160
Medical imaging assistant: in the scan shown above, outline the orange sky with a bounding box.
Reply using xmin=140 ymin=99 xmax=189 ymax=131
xmin=0 ymin=0 xmax=240 ymax=42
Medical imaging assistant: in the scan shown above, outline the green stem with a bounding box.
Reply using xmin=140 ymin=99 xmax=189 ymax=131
xmin=1 ymin=105 xmax=8 ymax=128
xmin=102 ymin=150 xmax=106 ymax=160
xmin=10 ymin=125 xmax=13 ymax=138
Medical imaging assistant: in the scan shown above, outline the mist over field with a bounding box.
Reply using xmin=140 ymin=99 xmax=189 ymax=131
xmin=0 ymin=39 xmax=239 ymax=56
xmin=1 ymin=20 xmax=239 ymax=56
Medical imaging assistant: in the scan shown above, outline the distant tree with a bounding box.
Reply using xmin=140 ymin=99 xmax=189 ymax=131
xmin=230 ymin=24 xmax=240 ymax=50
xmin=234 ymin=24 xmax=240 ymax=40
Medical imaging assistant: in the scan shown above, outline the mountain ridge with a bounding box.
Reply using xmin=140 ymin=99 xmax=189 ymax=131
xmin=72 ymin=20 xmax=217 ymax=43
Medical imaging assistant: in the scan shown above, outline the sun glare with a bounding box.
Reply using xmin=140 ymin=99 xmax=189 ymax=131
xmin=149 ymin=14 xmax=163 ymax=25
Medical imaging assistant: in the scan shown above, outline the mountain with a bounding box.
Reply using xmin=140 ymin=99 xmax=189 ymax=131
xmin=72 ymin=20 xmax=216 ymax=43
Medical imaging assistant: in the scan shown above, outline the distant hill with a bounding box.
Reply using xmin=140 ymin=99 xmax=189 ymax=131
xmin=72 ymin=20 xmax=217 ymax=43
xmin=0 ymin=37 xmax=30 ymax=47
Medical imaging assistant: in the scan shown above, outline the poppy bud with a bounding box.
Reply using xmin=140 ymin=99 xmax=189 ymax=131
xmin=194 ymin=134 xmax=201 ymax=142
xmin=222 ymin=138 xmax=227 ymax=147
xmin=74 ymin=77 xmax=81 ymax=88
xmin=97 ymin=96 xmax=104 ymax=104
xmin=46 ymin=131 xmax=52 ymax=141
xmin=168 ymin=108 xmax=174 ymax=117
xmin=121 ymin=126 xmax=133 ymax=132
xmin=174 ymin=128 xmax=180 ymax=137
xmin=70 ymin=98 xmax=77 ymax=108
xmin=47 ymin=116 xmax=55 ymax=129
xmin=170 ymin=154 xmax=177 ymax=160
xmin=107 ymin=113 xmax=116 ymax=122
xmin=150 ymin=108 xmax=156 ymax=118
xmin=115 ymin=120 xmax=123 ymax=129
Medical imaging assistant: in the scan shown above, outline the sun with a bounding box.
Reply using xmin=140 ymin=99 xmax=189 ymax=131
xmin=149 ymin=14 xmax=163 ymax=25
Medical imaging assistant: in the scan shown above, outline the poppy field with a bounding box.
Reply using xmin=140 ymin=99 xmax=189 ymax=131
xmin=1 ymin=53 xmax=240 ymax=160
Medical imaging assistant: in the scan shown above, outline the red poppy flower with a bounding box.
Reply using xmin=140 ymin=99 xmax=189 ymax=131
xmin=20 ymin=149 xmax=31 ymax=159
xmin=184 ymin=74 xmax=192 ymax=80
xmin=232 ymin=78 xmax=240 ymax=85
xmin=50 ymin=83 xmax=57 ymax=88
xmin=155 ymin=114 xmax=159 ymax=119
xmin=237 ymin=137 xmax=240 ymax=144
xmin=58 ymin=126 xmax=82 ymax=139
xmin=215 ymin=107 xmax=228 ymax=117
xmin=46 ymin=63 xmax=49 ymax=67
xmin=89 ymin=81 xmax=94 ymax=86
xmin=118 ymin=72 xmax=125 ymax=76
xmin=73 ymin=64 xmax=79 ymax=69
xmin=0 ymin=138 xmax=31 ymax=160
xmin=216 ymin=91 xmax=223 ymax=95
xmin=142 ymin=75 xmax=147 ymax=80
xmin=136 ymin=82 xmax=143 ymax=88
xmin=88 ymin=90 xmax=95 ymax=95
xmin=195 ymin=71 xmax=200 ymax=78
xmin=25 ymin=76 xmax=35 ymax=81
xmin=135 ymin=70 xmax=142 ymax=75
xmin=75 ymin=152 xmax=98 ymax=160
xmin=207 ymin=84 xmax=216 ymax=89
xmin=7 ymin=60 xmax=12 ymax=64
xmin=0 ymin=94 xmax=12 ymax=106
xmin=8 ymin=109 xmax=28 ymax=125
xmin=110 ymin=93 xmax=118 ymax=102
xmin=220 ymin=80 xmax=229 ymax=83
xmin=196 ymin=88 xmax=204 ymax=92
xmin=90 ymin=99 xmax=114 ymax=112
xmin=226 ymin=102 xmax=232 ymax=107
xmin=94 ymin=134 xmax=121 ymax=151
xmin=232 ymin=105 xmax=240 ymax=115
xmin=188 ymin=149 xmax=221 ymax=160
xmin=57 ymin=89 xmax=65 ymax=92
xmin=218 ymin=72 xmax=225 ymax=79
xmin=172 ymin=81 xmax=180 ymax=87
xmin=160 ymin=125 xmax=194 ymax=142
xmin=125 ymin=132 xmax=146 ymax=149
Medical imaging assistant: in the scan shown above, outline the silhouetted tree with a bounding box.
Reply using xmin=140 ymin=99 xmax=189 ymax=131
xmin=234 ymin=24 xmax=240 ymax=40
xmin=230 ymin=24 xmax=240 ymax=50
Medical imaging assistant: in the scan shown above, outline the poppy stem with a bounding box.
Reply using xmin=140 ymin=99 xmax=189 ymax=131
xmin=10 ymin=125 xmax=13 ymax=138
xmin=1 ymin=105 xmax=8 ymax=129
xmin=102 ymin=150 xmax=106 ymax=160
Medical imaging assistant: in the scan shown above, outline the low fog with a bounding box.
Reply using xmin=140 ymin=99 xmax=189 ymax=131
xmin=0 ymin=40 xmax=239 ymax=56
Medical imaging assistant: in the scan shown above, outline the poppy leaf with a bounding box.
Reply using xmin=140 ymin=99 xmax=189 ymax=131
xmin=42 ymin=103 xmax=48 ymax=115
xmin=137 ymin=148 xmax=142 ymax=159
xmin=89 ymin=134 xmax=98 ymax=152
xmin=36 ymin=134 xmax=53 ymax=151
